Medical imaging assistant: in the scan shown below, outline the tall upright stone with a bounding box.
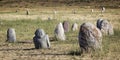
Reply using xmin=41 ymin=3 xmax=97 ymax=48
xmin=63 ymin=21 xmax=69 ymax=32
xmin=72 ymin=9 xmax=76 ymax=14
xmin=96 ymin=19 xmax=114 ymax=35
xmin=16 ymin=10 xmax=18 ymax=13
xmin=78 ymin=22 xmax=102 ymax=53
xmin=72 ymin=23 xmax=78 ymax=31
xmin=33 ymin=29 xmax=50 ymax=49
xmin=101 ymin=7 xmax=105 ymax=13
xmin=6 ymin=28 xmax=16 ymax=42
xmin=108 ymin=24 xmax=114 ymax=35
xmin=48 ymin=17 xmax=51 ymax=20
xmin=53 ymin=10 xmax=57 ymax=15
xmin=26 ymin=9 xmax=29 ymax=15
xmin=91 ymin=9 xmax=94 ymax=12
xmin=54 ymin=22 xmax=66 ymax=40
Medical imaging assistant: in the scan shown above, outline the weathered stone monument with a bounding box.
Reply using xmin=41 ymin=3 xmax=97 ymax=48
xmin=63 ymin=21 xmax=69 ymax=32
xmin=72 ymin=23 xmax=78 ymax=31
xmin=96 ymin=19 xmax=114 ymax=35
xmin=54 ymin=22 xmax=66 ymax=40
xmin=33 ymin=29 xmax=50 ymax=49
xmin=26 ymin=9 xmax=29 ymax=15
xmin=6 ymin=28 xmax=16 ymax=42
xmin=91 ymin=9 xmax=94 ymax=12
xmin=101 ymin=7 xmax=105 ymax=13
xmin=78 ymin=22 xmax=102 ymax=53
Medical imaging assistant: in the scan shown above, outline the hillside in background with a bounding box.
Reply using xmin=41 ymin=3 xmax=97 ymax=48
xmin=0 ymin=0 xmax=120 ymax=8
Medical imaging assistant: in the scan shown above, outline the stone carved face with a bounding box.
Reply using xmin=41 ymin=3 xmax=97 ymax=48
xmin=33 ymin=29 xmax=50 ymax=49
xmin=35 ymin=29 xmax=45 ymax=38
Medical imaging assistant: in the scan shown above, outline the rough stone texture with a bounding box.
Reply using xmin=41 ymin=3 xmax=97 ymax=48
xmin=72 ymin=23 xmax=78 ymax=31
xmin=63 ymin=21 xmax=69 ymax=32
xmin=78 ymin=22 xmax=102 ymax=53
xmin=6 ymin=28 xmax=16 ymax=42
xmin=97 ymin=19 xmax=114 ymax=35
xmin=54 ymin=22 xmax=66 ymax=40
xmin=33 ymin=29 xmax=50 ymax=49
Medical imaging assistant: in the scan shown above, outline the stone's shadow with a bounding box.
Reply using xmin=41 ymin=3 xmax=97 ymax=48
xmin=23 ymin=48 xmax=35 ymax=50
xmin=0 ymin=48 xmax=35 ymax=51
xmin=49 ymin=37 xmax=57 ymax=42
xmin=0 ymin=44 xmax=9 ymax=47
xmin=0 ymin=48 xmax=21 ymax=51
xmin=0 ymin=48 xmax=81 ymax=56
xmin=29 ymin=53 xmax=68 ymax=56
xmin=17 ymin=40 xmax=33 ymax=44
xmin=27 ymin=51 xmax=81 ymax=56
xmin=68 ymin=51 xmax=81 ymax=56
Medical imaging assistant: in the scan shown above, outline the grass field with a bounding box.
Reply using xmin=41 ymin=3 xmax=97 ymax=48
xmin=0 ymin=7 xmax=120 ymax=60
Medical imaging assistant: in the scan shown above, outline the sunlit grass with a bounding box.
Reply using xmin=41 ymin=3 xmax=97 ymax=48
xmin=0 ymin=7 xmax=120 ymax=60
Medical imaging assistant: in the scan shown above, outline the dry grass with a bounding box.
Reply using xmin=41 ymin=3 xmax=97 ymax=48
xmin=0 ymin=7 xmax=120 ymax=60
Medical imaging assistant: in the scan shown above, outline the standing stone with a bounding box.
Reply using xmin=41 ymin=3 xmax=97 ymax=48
xmin=91 ymin=9 xmax=94 ymax=12
xmin=72 ymin=9 xmax=76 ymax=14
xmin=100 ymin=20 xmax=109 ymax=35
xmin=6 ymin=28 xmax=16 ymax=42
xmin=53 ymin=10 xmax=57 ymax=15
xmin=96 ymin=19 xmax=114 ymax=35
xmin=48 ymin=17 xmax=51 ymax=20
xmin=78 ymin=22 xmax=102 ymax=53
xmin=72 ymin=23 xmax=78 ymax=31
xmin=108 ymin=24 xmax=114 ymax=35
xmin=54 ymin=23 xmax=66 ymax=40
xmin=101 ymin=7 xmax=105 ymax=13
xmin=63 ymin=21 xmax=69 ymax=32
xmin=33 ymin=29 xmax=50 ymax=49
xmin=26 ymin=9 xmax=29 ymax=15
xmin=16 ymin=10 xmax=18 ymax=13
xmin=96 ymin=18 xmax=103 ymax=29
xmin=53 ymin=10 xmax=57 ymax=20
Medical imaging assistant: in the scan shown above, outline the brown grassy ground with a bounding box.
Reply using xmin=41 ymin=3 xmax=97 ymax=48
xmin=0 ymin=7 xmax=120 ymax=60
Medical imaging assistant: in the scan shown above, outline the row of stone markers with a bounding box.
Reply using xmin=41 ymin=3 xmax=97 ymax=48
xmin=6 ymin=19 xmax=114 ymax=53
xmin=62 ymin=21 xmax=78 ymax=33
xmin=6 ymin=28 xmax=50 ymax=49
xmin=54 ymin=21 xmax=78 ymax=40
xmin=6 ymin=22 xmax=78 ymax=48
